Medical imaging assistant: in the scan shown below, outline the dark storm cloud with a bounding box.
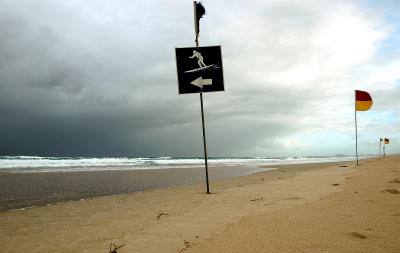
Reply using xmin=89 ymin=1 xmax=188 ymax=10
xmin=0 ymin=16 xmax=85 ymax=100
xmin=0 ymin=7 xmax=178 ymax=156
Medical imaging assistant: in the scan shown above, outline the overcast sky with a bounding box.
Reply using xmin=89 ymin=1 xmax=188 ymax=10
xmin=0 ymin=0 xmax=399 ymax=157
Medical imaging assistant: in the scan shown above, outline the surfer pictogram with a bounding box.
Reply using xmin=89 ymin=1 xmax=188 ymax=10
xmin=190 ymin=50 xmax=207 ymax=68
xmin=175 ymin=45 xmax=224 ymax=94
xmin=185 ymin=50 xmax=221 ymax=73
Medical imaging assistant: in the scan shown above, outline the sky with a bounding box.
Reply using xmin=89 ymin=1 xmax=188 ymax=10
xmin=0 ymin=0 xmax=399 ymax=157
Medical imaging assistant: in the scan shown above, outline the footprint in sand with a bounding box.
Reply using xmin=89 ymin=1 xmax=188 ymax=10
xmin=389 ymin=179 xmax=400 ymax=184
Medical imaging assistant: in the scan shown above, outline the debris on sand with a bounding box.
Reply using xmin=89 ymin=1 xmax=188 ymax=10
xmin=348 ymin=232 xmax=367 ymax=240
xmin=157 ymin=212 xmax=169 ymax=220
xmin=109 ymin=243 xmax=126 ymax=253
xmin=382 ymin=188 xmax=400 ymax=194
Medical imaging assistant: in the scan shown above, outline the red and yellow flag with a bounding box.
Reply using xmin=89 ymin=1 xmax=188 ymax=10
xmin=355 ymin=90 xmax=373 ymax=111
xmin=384 ymin=138 xmax=390 ymax=144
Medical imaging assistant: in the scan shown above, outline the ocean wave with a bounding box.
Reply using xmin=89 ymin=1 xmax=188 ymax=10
xmin=0 ymin=155 xmax=369 ymax=172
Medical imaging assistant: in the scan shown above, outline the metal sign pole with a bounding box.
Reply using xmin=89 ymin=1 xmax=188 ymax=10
xmin=199 ymin=90 xmax=210 ymax=193
xmin=194 ymin=1 xmax=210 ymax=194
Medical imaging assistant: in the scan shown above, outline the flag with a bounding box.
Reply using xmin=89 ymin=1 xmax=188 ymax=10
xmin=380 ymin=138 xmax=383 ymax=142
xmin=384 ymin=138 xmax=390 ymax=144
xmin=355 ymin=90 xmax=373 ymax=111
xmin=194 ymin=1 xmax=205 ymax=36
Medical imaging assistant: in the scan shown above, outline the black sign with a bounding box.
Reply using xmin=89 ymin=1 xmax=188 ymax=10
xmin=175 ymin=46 xmax=224 ymax=94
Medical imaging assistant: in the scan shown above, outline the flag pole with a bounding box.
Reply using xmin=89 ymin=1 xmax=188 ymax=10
xmin=355 ymin=91 xmax=359 ymax=165
xmin=194 ymin=1 xmax=210 ymax=194
xmin=383 ymin=144 xmax=386 ymax=158
xmin=379 ymin=139 xmax=381 ymax=159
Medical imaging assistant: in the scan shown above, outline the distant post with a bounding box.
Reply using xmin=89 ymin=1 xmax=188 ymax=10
xmin=378 ymin=138 xmax=382 ymax=159
xmin=383 ymin=145 xmax=386 ymax=158
xmin=383 ymin=138 xmax=390 ymax=158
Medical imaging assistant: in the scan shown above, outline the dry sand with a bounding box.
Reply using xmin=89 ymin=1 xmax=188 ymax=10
xmin=0 ymin=157 xmax=399 ymax=252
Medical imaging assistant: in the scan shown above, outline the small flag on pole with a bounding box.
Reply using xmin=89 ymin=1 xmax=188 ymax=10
xmin=194 ymin=1 xmax=205 ymax=37
xmin=384 ymin=138 xmax=390 ymax=144
xmin=355 ymin=90 xmax=373 ymax=111
xmin=354 ymin=89 xmax=373 ymax=165
xmin=380 ymin=138 xmax=383 ymax=142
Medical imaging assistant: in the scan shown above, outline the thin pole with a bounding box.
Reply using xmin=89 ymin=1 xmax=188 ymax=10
xmin=355 ymin=91 xmax=359 ymax=165
xmin=200 ymin=91 xmax=210 ymax=193
xmin=194 ymin=1 xmax=210 ymax=194
xmin=379 ymin=139 xmax=381 ymax=159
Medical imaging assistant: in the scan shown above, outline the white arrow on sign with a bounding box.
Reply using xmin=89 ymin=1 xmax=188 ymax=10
xmin=190 ymin=76 xmax=212 ymax=88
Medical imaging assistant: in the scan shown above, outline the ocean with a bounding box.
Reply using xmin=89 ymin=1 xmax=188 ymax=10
xmin=0 ymin=155 xmax=365 ymax=173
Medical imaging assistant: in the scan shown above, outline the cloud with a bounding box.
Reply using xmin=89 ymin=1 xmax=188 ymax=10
xmin=0 ymin=0 xmax=399 ymax=156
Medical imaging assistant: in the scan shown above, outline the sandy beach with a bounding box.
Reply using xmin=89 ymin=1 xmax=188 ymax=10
xmin=0 ymin=157 xmax=399 ymax=252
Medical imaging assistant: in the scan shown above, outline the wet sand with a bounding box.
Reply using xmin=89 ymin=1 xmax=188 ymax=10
xmin=0 ymin=158 xmax=399 ymax=252
xmin=0 ymin=165 xmax=269 ymax=211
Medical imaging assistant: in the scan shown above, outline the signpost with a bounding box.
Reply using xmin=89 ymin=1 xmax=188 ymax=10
xmin=175 ymin=2 xmax=224 ymax=194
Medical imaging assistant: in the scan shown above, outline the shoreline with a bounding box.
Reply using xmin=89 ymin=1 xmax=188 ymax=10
xmin=0 ymin=160 xmax=353 ymax=212
xmin=0 ymin=165 xmax=273 ymax=212
xmin=0 ymin=161 xmax=356 ymax=212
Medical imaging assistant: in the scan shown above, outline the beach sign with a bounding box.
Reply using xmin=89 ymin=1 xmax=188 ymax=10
xmin=175 ymin=46 xmax=224 ymax=94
